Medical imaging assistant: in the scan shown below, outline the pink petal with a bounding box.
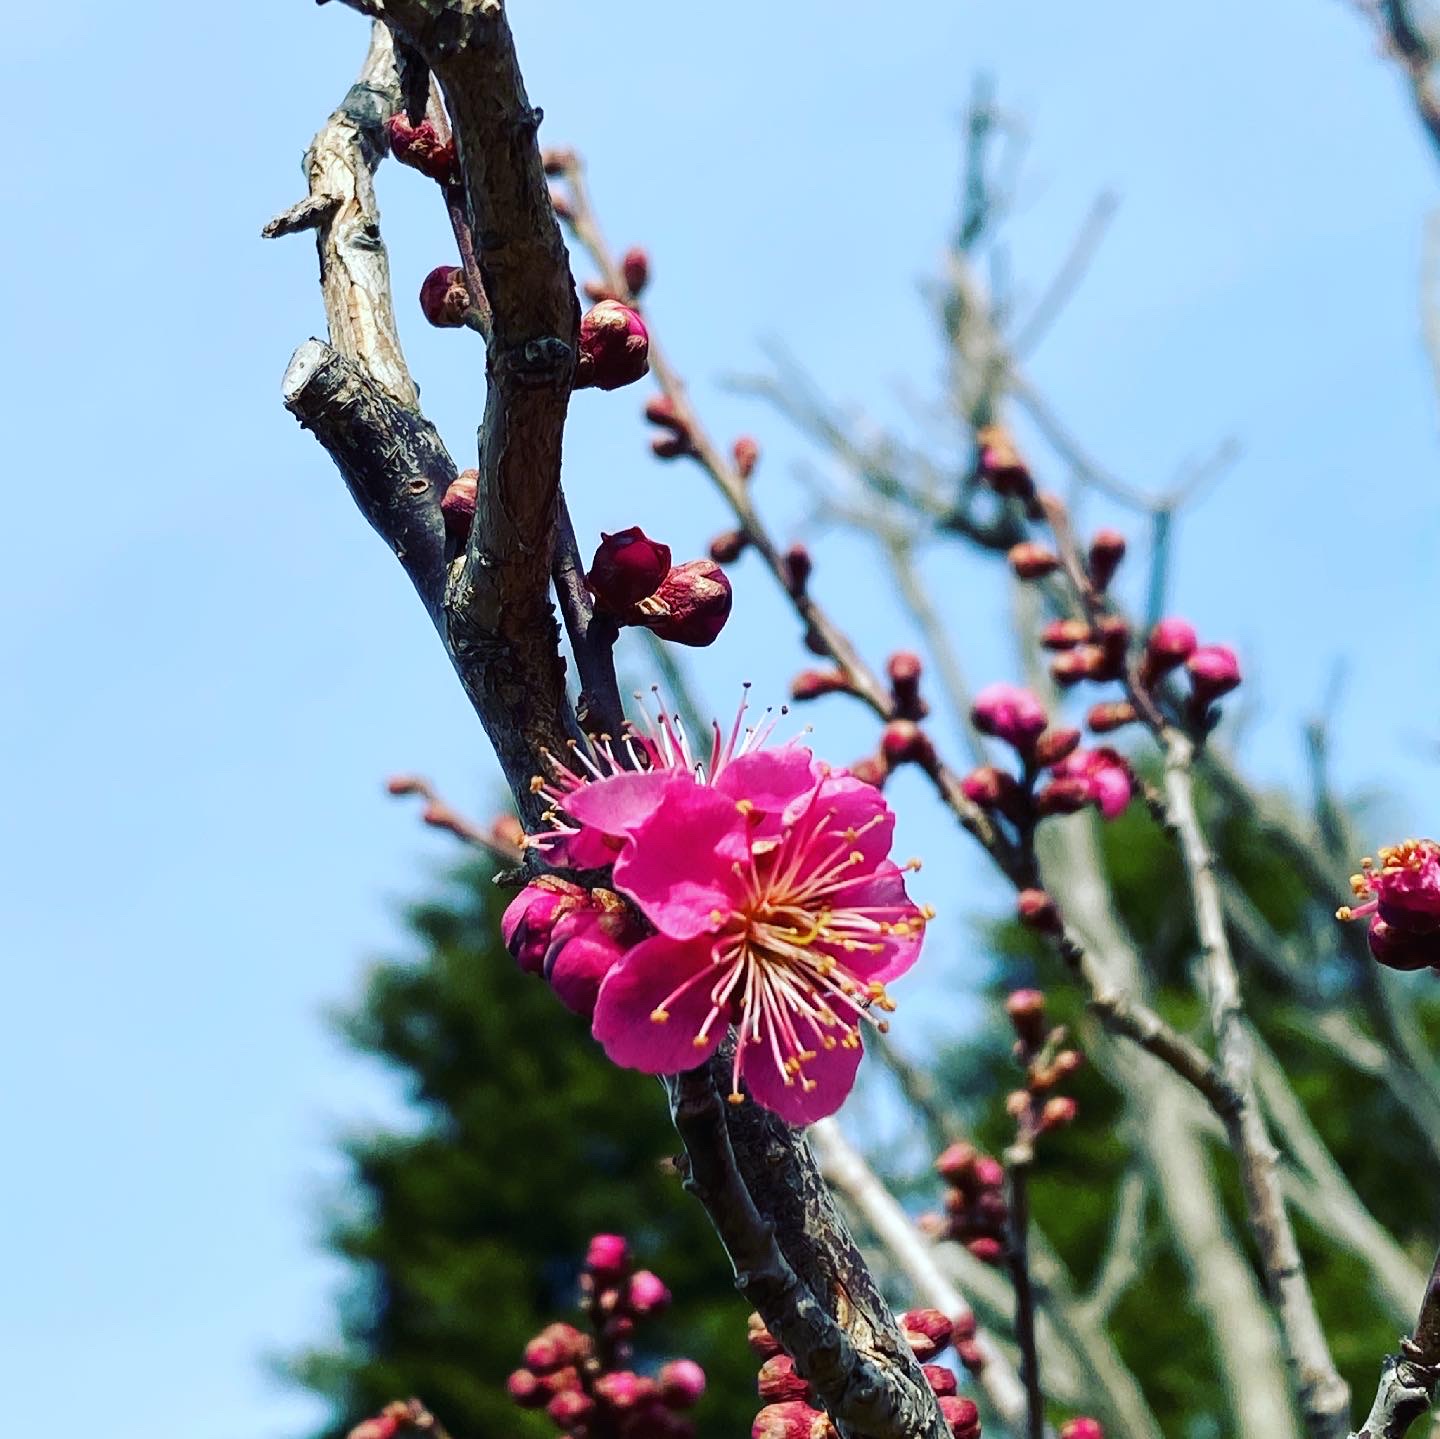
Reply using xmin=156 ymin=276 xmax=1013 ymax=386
xmin=562 ymin=768 xmax=685 ymax=838
xmin=713 ymin=746 xmax=817 ymax=824
xmin=546 ymin=911 xmax=631 ymax=1019
xmin=613 ymin=785 xmax=750 ymax=939
xmin=741 ymin=1026 xmax=864 ymax=1125
xmin=810 ymin=773 xmax=896 ymax=865
xmin=839 ymin=860 xmax=925 ymax=983
xmin=591 ymin=934 xmax=727 ymax=1073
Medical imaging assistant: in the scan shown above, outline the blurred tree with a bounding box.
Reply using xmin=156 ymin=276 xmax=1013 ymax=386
xmin=289 ymin=855 xmax=756 ymax=1439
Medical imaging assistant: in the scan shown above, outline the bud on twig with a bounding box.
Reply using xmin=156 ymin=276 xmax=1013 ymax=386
xmin=1041 ymin=618 xmax=1093 ymax=650
xmin=633 ymin=560 xmax=733 ymax=646
xmin=387 ymin=114 xmax=457 ymax=182
xmin=419 ymin=265 xmax=470 ymax=328
xmin=710 ymin=529 xmax=749 ymax=564
xmin=757 ymin=1355 xmax=811 ymax=1403
xmin=1008 ymin=541 xmax=1061 ymax=580
xmin=900 ymin=1309 xmax=954 ymax=1362
xmin=783 ymin=543 xmax=812 ymax=596
xmin=441 ymin=469 xmax=479 ymax=540
xmin=1031 ymin=727 xmax=1082 ymax=769
xmin=976 ymin=423 xmax=1034 ymax=501
xmin=733 ymin=435 xmax=761 ymax=479
xmin=576 ymin=301 xmax=650 ymax=391
xmin=790 ymin=669 xmax=851 ymax=702
xmin=587 ymin=527 xmax=672 ymax=612
xmin=621 ymin=246 xmax=650 ymax=296
xmin=1087 ymin=701 xmax=1137 ymax=734
xmin=1016 ymin=888 xmax=1062 ymax=935
xmin=881 ymin=720 xmax=936 ymax=770
xmin=1087 ymin=529 xmax=1127 ymax=591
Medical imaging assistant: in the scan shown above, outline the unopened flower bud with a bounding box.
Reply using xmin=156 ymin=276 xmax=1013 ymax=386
xmin=1144 ymin=618 xmax=1197 ymax=673
xmin=1087 ymin=701 xmax=1137 ymax=734
xmin=803 ymin=627 xmax=832 ymax=657
xmin=1050 ymin=645 xmax=1107 ymax=687
xmin=955 ymin=1340 xmax=985 ymax=1372
xmin=1039 ymin=1095 xmax=1079 ymax=1131
xmin=939 ymin=1396 xmax=981 ymax=1439
xmin=976 ymin=424 xmax=1034 ymax=500
xmin=784 ymin=543 xmax=812 ymax=596
xmin=541 ymin=147 xmax=576 ymax=175
xmin=1366 ymin=919 xmax=1440 ymax=972
xmin=935 ymin=1142 xmax=976 ymax=1182
xmin=881 ymin=720 xmax=936 ymax=769
xmin=585 ymin=1232 xmax=631 ymax=1281
xmin=900 ymin=1309 xmax=954 ymax=1362
xmin=419 ymin=265 xmax=470 ymax=328
xmin=634 ymin=560 xmax=733 ymax=646
xmin=502 ymin=878 xmax=588 ymax=976
xmin=507 ymin=1369 xmax=546 ymax=1408
xmin=887 ymin=650 xmax=928 ymax=718
xmin=546 ymin=1389 xmax=595 ymax=1428
xmin=747 ymin=1312 xmax=783 ymax=1358
xmin=652 ymin=432 xmax=692 ymax=460
xmin=645 ymin=395 xmax=685 ymax=430
xmin=576 ymin=300 xmax=650 ymax=391
xmin=347 ymin=1414 xmax=401 ymax=1439
xmin=1186 ymin=644 xmax=1241 ymax=703
xmin=790 ymin=668 xmax=850 ymax=702
xmin=960 ymin=766 xmax=1021 ymax=815
xmin=1035 ymin=778 xmax=1091 ymax=816
xmin=1051 ymin=1049 xmax=1083 ymax=1080
xmin=1041 ymin=619 xmax=1093 ymax=650
xmin=849 ymin=753 xmax=889 ymax=789
xmin=1005 ymin=988 xmax=1046 ymax=1049
xmin=1016 ymin=888 xmax=1062 ymax=935
xmin=624 ymin=1269 xmax=671 ymax=1316
xmin=757 ymin=1355 xmax=811 ymax=1403
xmin=387 ymin=115 xmax=458 ymax=182
xmin=1060 ymin=1420 xmax=1105 ymax=1439
xmin=972 ymin=683 xmax=1048 ymax=752
xmin=1008 ymin=541 xmax=1061 ymax=580
xmin=621 ymin=246 xmax=650 ymax=296
xmin=525 ymin=1322 xmax=588 ymax=1374
xmin=710 ymin=529 xmax=749 ymax=564
xmin=1087 ymin=529 xmax=1127 ymax=591
xmin=752 ymin=1402 xmax=823 ymax=1439
xmin=1032 ymin=727 xmax=1082 ymax=768
xmin=733 ymin=435 xmax=761 ymax=479
xmin=1004 ymin=1089 xmax=1031 ymax=1119
xmin=439 ymin=469 xmax=479 ymax=540
xmin=922 ymin=1365 xmax=958 ymax=1397
xmin=595 ymin=1371 xmax=657 ymax=1411
xmin=587 ymin=527 xmax=672 ymax=612
xmin=966 ymin=1235 xmax=1004 ymax=1264
xmin=659 ymin=1360 xmax=707 ymax=1410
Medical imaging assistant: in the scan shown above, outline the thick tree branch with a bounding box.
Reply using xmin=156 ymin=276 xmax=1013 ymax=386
xmin=1352 ymin=1249 xmax=1440 ymax=1439
xmin=669 ymin=1066 xmax=949 ymax=1439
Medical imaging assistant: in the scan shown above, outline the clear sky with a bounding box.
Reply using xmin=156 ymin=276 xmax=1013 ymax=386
xmin=4 ymin=2 xmax=1439 ymax=1433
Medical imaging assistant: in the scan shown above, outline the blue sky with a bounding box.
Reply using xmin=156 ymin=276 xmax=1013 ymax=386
xmin=4 ymin=1 xmax=1440 ymax=1433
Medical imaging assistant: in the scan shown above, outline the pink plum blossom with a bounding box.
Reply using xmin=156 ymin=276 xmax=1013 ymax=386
xmin=1044 ymin=747 xmax=1133 ymax=820
xmin=1338 ymin=839 xmax=1440 ymax=973
xmin=530 ymin=694 xmax=928 ymax=1123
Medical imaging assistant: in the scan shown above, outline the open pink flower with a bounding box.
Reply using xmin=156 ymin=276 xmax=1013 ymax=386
xmin=1339 ymin=840 xmax=1440 ymax=973
xmin=590 ymin=762 xmax=927 ymax=1124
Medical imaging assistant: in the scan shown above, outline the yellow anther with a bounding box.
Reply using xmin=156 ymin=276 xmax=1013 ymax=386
xmin=906 ymin=857 xmax=923 ymax=871
xmin=728 ymin=1091 xmax=746 ymax=1105
xmin=692 ymin=1035 xmax=711 ymax=1048
xmin=651 ymin=1008 xmax=670 ymax=1023
xmin=801 ymin=1078 xmax=817 ymax=1092
xmin=1336 ymin=906 xmax=1354 ymax=922
xmin=736 ymin=798 xmax=755 ymax=814
xmin=822 ymin=1035 xmax=837 ymax=1050
xmin=529 ymin=775 xmax=546 ymax=793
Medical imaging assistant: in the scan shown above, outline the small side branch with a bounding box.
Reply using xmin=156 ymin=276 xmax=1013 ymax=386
xmin=1352 ymin=1249 xmax=1440 ymax=1438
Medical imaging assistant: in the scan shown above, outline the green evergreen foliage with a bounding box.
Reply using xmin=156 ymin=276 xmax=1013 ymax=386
xmin=290 ymin=857 xmax=756 ymax=1439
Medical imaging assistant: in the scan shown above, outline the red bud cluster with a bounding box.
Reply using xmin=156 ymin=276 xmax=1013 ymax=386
xmin=929 ymin=1143 xmax=1008 ymax=1263
xmin=1003 ymin=988 xmax=1084 ymax=1148
xmin=508 ymin=1236 xmax=702 ymax=1439
xmin=345 ymin=1400 xmax=439 ymax=1439
xmin=586 ymin=531 xmax=734 ymax=647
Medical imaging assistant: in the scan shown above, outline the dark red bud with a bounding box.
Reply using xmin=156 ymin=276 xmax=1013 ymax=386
xmin=1367 ymin=919 xmax=1440 ymax=972
xmin=576 ymin=300 xmax=650 ymax=391
xmin=1008 ymin=541 xmax=1061 ymax=580
xmin=976 ymin=423 xmax=1034 ymax=500
xmin=419 ymin=265 xmax=470 ymax=328
xmin=849 ymin=753 xmax=890 ymax=789
xmin=632 ymin=560 xmax=733 ymax=646
xmin=922 ymin=1365 xmax=957 ymax=1398
xmin=935 ymin=1142 xmax=977 ymax=1182
xmin=790 ymin=669 xmax=850 ymax=702
xmin=881 ymin=720 xmax=936 ymax=769
xmin=652 ymin=433 xmax=693 ymax=459
xmin=387 ymin=115 xmax=458 ymax=183
xmin=746 ymin=1312 xmax=783 ymax=1358
xmin=1035 ymin=778 xmax=1092 ymax=816
xmin=1050 ymin=645 xmax=1107 ymax=688
xmin=954 ymin=1340 xmax=985 ymax=1372
xmin=621 ymin=246 xmax=650 ymax=296
xmin=710 ymin=529 xmax=749 ymax=564
xmin=1087 ymin=701 xmax=1138 ymax=734
xmin=645 ymin=395 xmax=685 ymax=430
xmin=900 ymin=1309 xmax=954 ymax=1362
xmin=1032 ymin=727 xmax=1082 ymax=768
xmin=1041 ymin=618 xmax=1093 ymax=650
xmin=1087 ymin=529 xmax=1127 ymax=591
xmin=965 ymin=1236 xmax=1004 ymax=1264
xmin=757 ymin=1355 xmax=811 ymax=1404
xmin=587 ymin=527 xmax=673 ymax=612
xmin=939 ymin=1396 xmax=981 ymax=1439
xmin=783 ymin=543 xmax=813 ymax=596
xmin=1016 ymin=888 xmax=1062 ymax=935
xmin=733 ymin=435 xmax=761 ymax=479
xmin=960 ymin=766 xmax=1022 ymax=814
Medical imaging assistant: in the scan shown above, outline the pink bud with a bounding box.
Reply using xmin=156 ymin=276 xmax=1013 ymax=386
xmin=1087 ymin=701 xmax=1137 ymax=734
xmin=1186 ymin=644 xmax=1241 ymax=703
xmin=524 ymin=1322 xmax=589 ymax=1374
xmin=752 ymin=1402 xmax=823 ymax=1439
xmin=1005 ymin=989 xmax=1046 ymax=1049
xmin=849 ymin=753 xmax=889 ymax=789
xmin=1046 ymin=748 xmax=1133 ymax=820
xmin=972 ymin=1155 xmax=1005 ymax=1191
xmin=586 ymin=1232 xmax=631 ymax=1281
xmin=887 ymin=650 xmax=928 ymax=718
xmin=747 ymin=1312 xmax=783 ymax=1358
xmin=710 ymin=529 xmax=749 ymax=564
xmin=900 ymin=1309 xmax=954 ymax=1362
xmin=595 ymin=1371 xmax=658 ymax=1411
xmin=790 ymin=669 xmax=850 ymax=702
xmin=621 ymin=246 xmax=650 ymax=296
xmin=976 ymin=424 xmax=1033 ymax=500
xmin=1060 ymin=1421 xmax=1105 ymax=1439
xmin=971 ymin=683 xmax=1048 ymax=752
xmin=935 ymin=1142 xmax=977 ymax=1182
xmin=1087 ymin=529 xmax=1127 ymax=591
xmin=960 ymin=767 xmax=1021 ymax=814
xmin=1039 ymin=1095 xmax=1079 ymax=1131
xmin=922 ymin=1364 xmax=958 ymax=1397
xmin=1008 ymin=541 xmax=1061 ymax=580
xmin=576 ymin=300 xmax=650 ymax=391
xmin=1050 ymin=645 xmax=1107 ymax=688
xmin=347 ymin=1416 xmax=401 ymax=1439
xmin=633 ymin=560 xmax=733 ymax=646
xmin=507 ymin=1369 xmax=546 ymax=1408
xmin=658 ymin=1359 xmax=707 ymax=1410
xmin=955 ymin=1340 xmax=985 ymax=1372
xmin=881 ymin=720 xmax=936 ymax=769
xmin=419 ymin=265 xmax=470 ymax=328
xmin=545 ymin=904 xmax=636 ymax=1019
xmin=645 ymin=395 xmax=686 ymax=431
xmin=1016 ymin=888 xmax=1062 ymax=935
xmin=952 ymin=1313 xmax=978 ymax=1343
xmin=441 ymin=469 xmax=479 ymax=540
xmin=733 ymin=435 xmax=761 ymax=479
xmin=1032 ymin=727 xmax=1082 ymax=769
xmin=502 ymin=879 xmax=589 ymax=976
xmin=546 ymin=1389 xmax=595 ymax=1428
xmin=1041 ymin=619 xmax=1093 ymax=650
xmin=624 ymin=1269 xmax=671 ymax=1316
xmin=757 ymin=1354 xmax=811 ymax=1403
xmin=965 ymin=1236 xmax=1004 ymax=1264
xmin=938 ymin=1396 xmax=981 ymax=1439
xmin=587 ymin=527 xmax=673 ymax=612
xmin=387 ymin=115 xmax=458 ymax=183
xmin=1145 ymin=618 xmax=1197 ymax=672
